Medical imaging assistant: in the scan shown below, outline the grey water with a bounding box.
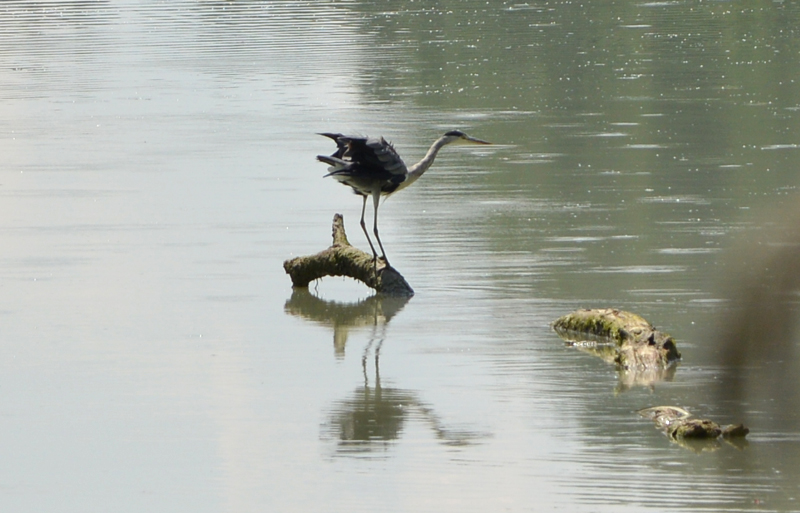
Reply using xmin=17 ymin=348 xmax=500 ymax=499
xmin=1 ymin=1 xmax=800 ymax=511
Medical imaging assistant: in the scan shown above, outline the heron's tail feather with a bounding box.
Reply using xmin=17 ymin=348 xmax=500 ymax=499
xmin=316 ymin=155 xmax=348 ymax=167
xmin=317 ymin=155 xmax=352 ymax=176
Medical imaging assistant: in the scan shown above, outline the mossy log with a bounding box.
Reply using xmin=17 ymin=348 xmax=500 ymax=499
xmin=283 ymin=214 xmax=414 ymax=297
xmin=552 ymin=308 xmax=681 ymax=370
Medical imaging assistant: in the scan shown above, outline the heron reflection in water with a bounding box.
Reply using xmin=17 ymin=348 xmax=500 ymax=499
xmin=317 ymin=131 xmax=491 ymax=266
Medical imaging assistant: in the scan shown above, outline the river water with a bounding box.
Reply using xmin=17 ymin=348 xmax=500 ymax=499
xmin=1 ymin=1 xmax=800 ymax=512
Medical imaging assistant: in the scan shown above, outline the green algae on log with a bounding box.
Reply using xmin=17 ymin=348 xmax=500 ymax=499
xmin=283 ymin=214 xmax=414 ymax=297
xmin=552 ymin=308 xmax=681 ymax=370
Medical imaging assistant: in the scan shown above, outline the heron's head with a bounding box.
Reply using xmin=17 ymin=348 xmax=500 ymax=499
xmin=443 ymin=130 xmax=491 ymax=145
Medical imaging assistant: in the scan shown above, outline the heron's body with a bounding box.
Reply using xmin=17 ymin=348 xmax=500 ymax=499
xmin=317 ymin=130 xmax=490 ymax=265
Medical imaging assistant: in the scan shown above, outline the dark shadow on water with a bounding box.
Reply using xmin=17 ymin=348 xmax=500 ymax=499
xmin=713 ymin=203 xmax=800 ymax=430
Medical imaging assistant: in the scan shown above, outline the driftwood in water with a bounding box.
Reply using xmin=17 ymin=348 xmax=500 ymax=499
xmin=638 ymin=406 xmax=748 ymax=453
xmin=552 ymin=308 xmax=681 ymax=370
xmin=553 ymin=309 xmax=749 ymax=450
xmin=638 ymin=406 xmax=748 ymax=440
xmin=283 ymin=214 xmax=414 ymax=296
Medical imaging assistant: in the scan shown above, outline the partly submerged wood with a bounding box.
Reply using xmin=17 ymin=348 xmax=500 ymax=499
xmin=283 ymin=214 xmax=414 ymax=296
xmin=638 ymin=406 xmax=749 ymax=447
xmin=554 ymin=310 xmax=749 ymax=450
xmin=552 ymin=308 xmax=681 ymax=370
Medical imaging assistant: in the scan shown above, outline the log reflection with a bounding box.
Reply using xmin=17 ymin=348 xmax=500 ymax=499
xmin=555 ymin=332 xmax=678 ymax=393
xmin=285 ymin=288 xmax=487 ymax=455
xmin=283 ymin=288 xmax=409 ymax=357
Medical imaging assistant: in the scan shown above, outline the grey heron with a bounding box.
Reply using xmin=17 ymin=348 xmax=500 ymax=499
xmin=317 ymin=130 xmax=491 ymax=266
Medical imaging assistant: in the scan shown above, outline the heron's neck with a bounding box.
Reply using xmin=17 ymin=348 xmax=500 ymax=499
xmin=401 ymin=136 xmax=450 ymax=190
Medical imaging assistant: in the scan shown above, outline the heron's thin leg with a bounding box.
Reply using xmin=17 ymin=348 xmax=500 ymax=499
xmin=359 ymin=194 xmax=378 ymax=259
xmin=372 ymin=191 xmax=389 ymax=265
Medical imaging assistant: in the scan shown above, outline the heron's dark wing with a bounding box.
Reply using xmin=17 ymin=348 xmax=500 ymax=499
xmin=319 ymin=134 xmax=407 ymax=172
xmin=338 ymin=136 xmax=405 ymax=174
xmin=318 ymin=133 xmax=409 ymax=195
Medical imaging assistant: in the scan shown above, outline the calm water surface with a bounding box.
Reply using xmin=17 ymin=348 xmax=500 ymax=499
xmin=1 ymin=1 xmax=800 ymax=512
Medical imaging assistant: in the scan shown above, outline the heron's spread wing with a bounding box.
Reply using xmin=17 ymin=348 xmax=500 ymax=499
xmin=317 ymin=134 xmax=409 ymax=194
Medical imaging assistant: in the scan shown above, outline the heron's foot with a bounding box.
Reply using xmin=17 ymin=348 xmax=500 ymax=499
xmin=370 ymin=255 xmax=390 ymax=273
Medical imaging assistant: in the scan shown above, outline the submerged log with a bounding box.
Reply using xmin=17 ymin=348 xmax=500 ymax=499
xmin=552 ymin=308 xmax=681 ymax=370
xmin=638 ymin=406 xmax=749 ymax=443
xmin=283 ymin=214 xmax=414 ymax=297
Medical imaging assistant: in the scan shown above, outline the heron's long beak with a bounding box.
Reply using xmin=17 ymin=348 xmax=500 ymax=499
xmin=465 ymin=135 xmax=491 ymax=145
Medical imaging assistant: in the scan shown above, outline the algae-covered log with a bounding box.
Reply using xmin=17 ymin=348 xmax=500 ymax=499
xmin=283 ymin=214 xmax=414 ymax=296
xmin=665 ymin=417 xmax=748 ymax=441
xmin=668 ymin=419 xmax=722 ymax=439
xmin=552 ymin=308 xmax=681 ymax=370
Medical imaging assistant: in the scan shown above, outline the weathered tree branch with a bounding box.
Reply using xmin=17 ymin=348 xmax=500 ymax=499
xmin=283 ymin=214 xmax=414 ymax=296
